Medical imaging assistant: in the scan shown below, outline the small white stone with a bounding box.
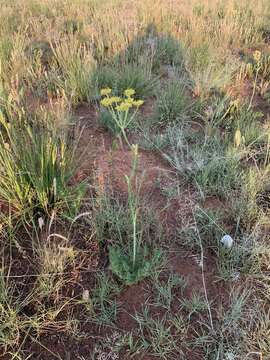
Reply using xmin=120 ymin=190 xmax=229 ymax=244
xmin=82 ymin=289 xmax=89 ymax=301
xmin=220 ymin=234 xmax=233 ymax=249
xmin=38 ymin=217 xmax=44 ymax=230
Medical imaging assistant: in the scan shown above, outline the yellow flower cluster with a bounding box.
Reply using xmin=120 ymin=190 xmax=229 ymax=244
xmin=100 ymin=87 xmax=112 ymax=96
xmin=253 ymin=50 xmax=261 ymax=63
xmin=133 ymin=100 xmax=144 ymax=107
xmin=100 ymin=96 xmax=121 ymax=107
xmin=124 ymin=88 xmax=136 ymax=97
xmin=100 ymin=88 xmax=144 ymax=112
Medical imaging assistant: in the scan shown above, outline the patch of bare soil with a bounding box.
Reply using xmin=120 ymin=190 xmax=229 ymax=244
xmin=170 ymin=252 xmax=228 ymax=305
xmin=74 ymin=103 xmax=196 ymax=234
xmin=116 ymin=280 xmax=149 ymax=331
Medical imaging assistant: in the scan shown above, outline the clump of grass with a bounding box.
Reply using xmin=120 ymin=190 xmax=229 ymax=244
xmin=201 ymin=96 xmax=267 ymax=164
xmin=197 ymin=288 xmax=251 ymax=358
xmin=0 ymin=36 xmax=12 ymax=66
xmin=25 ymin=40 xmax=53 ymax=68
xmin=181 ymin=292 xmax=208 ymax=318
xmin=187 ymin=52 xmax=239 ymax=99
xmin=84 ymin=272 xmax=121 ymax=325
xmin=195 ymin=147 xmax=241 ymax=198
xmin=0 ymin=271 xmax=27 ymax=352
xmin=133 ymin=307 xmax=187 ymax=358
xmin=124 ymin=27 xmax=185 ymax=71
xmin=217 ymin=239 xmax=252 ymax=281
xmin=155 ymin=77 xmax=190 ymax=124
xmin=91 ymin=61 xmax=158 ymax=100
xmin=231 ymin=167 xmax=270 ymax=230
xmin=152 ymin=272 xmax=186 ymax=310
xmin=51 ymin=37 xmax=96 ymax=105
xmin=153 ymin=35 xmax=185 ymax=69
xmin=35 ymin=240 xmax=76 ymax=299
xmin=163 ymin=125 xmax=241 ymax=199
xmin=0 ymin=113 xmax=85 ymax=223
xmin=62 ymin=19 xmax=82 ymax=35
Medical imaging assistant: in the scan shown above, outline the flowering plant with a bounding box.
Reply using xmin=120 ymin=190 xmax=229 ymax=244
xmin=100 ymin=88 xmax=144 ymax=147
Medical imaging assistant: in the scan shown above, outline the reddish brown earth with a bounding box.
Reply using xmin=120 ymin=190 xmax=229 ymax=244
xmin=74 ymin=103 xmax=197 ymax=233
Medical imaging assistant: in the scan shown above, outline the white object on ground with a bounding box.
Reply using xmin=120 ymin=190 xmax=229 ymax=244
xmin=220 ymin=234 xmax=233 ymax=249
xmin=38 ymin=217 xmax=44 ymax=230
xmin=82 ymin=289 xmax=89 ymax=301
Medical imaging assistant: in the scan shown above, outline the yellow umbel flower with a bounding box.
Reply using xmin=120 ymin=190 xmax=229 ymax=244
xmin=133 ymin=100 xmax=144 ymax=107
xmin=125 ymin=96 xmax=135 ymax=104
xmin=100 ymin=87 xmax=112 ymax=96
xmin=124 ymin=88 xmax=136 ymax=97
xmin=253 ymin=50 xmax=261 ymax=64
xmin=109 ymin=96 xmax=122 ymax=103
xmin=100 ymin=97 xmax=113 ymax=107
xmin=116 ymin=101 xmax=133 ymax=112
xmin=101 ymin=96 xmax=122 ymax=107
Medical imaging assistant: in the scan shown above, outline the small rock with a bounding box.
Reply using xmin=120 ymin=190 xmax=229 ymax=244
xmin=220 ymin=234 xmax=233 ymax=249
xmin=82 ymin=289 xmax=89 ymax=301
xmin=38 ymin=217 xmax=44 ymax=230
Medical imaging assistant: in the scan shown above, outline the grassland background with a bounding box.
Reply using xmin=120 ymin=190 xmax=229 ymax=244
xmin=0 ymin=0 xmax=270 ymax=359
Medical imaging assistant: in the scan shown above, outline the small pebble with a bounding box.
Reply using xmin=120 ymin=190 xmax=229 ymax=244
xmin=220 ymin=234 xmax=233 ymax=249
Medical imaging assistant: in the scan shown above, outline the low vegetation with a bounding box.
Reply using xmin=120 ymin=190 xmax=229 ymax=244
xmin=0 ymin=0 xmax=270 ymax=359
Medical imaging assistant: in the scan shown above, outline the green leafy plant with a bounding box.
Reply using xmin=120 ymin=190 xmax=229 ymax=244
xmin=109 ymin=144 xmax=161 ymax=285
xmin=109 ymin=246 xmax=161 ymax=286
